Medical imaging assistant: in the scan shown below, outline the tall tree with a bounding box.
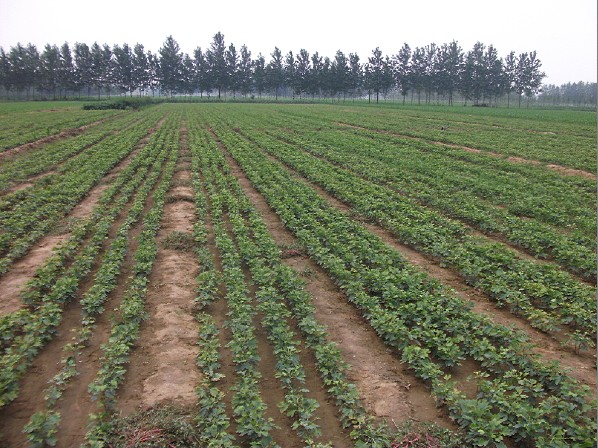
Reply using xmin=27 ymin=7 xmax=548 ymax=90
xmin=295 ymin=49 xmax=311 ymax=98
xmin=180 ymin=53 xmax=195 ymax=97
xmin=253 ymin=53 xmax=267 ymax=98
xmin=225 ymin=43 xmax=239 ymax=97
xmin=39 ymin=44 xmax=60 ymax=98
xmin=147 ymin=51 xmax=160 ymax=97
xmin=193 ymin=47 xmax=211 ymax=97
xmin=0 ymin=48 xmax=10 ymax=94
xmin=8 ymin=43 xmax=39 ymax=99
xmin=6 ymin=44 xmax=26 ymax=96
xmin=133 ymin=44 xmax=149 ymax=96
xmin=266 ymin=47 xmax=284 ymax=100
xmin=321 ymin=56 xmax=334 ymax=99
xmin=58 ymin=42 xmax=75 ymax=98
xmin=101 ymin=44 xmax=113 ymax=98
xmin=503 ymin=51 xmax=517 ymax=107
xmin=237 ymin=45 xmax=253 ymax=97
xmin=515 ymin=51 xmax=545 ymax=107
xmin=113 ymin=43 xmax=135 ymax=96
xmin=460 ymin=42 xmax=486 ymax=105
xmin=484 ymin=45 xmax=504 ymax=104
xmin=331 ymin=50 xmax=350 ymax=100
xmin=436 ymin=41 xmax=462 ymax=105
xmin=158 ymin=35 xmax=183 ymax=97
xmin=410 ymin=46 xmax=427 ymax=104
xmin=423 ymin=43 xmax=438 ymax=103
xmin=348 ymin=52 xmax=362 ymax=100
xmin=308 ymin=51 xmax=324 ymax=98
xmin=74 ymin=42 xmax=93 ymax=97
xmin=90 ymin=42 xmax=106 ymax=98
xmin=206 ymin=32 xmax=227 ymax=98
xmin=394 ymin=43 xmax=411 ymax=104
xmin=284 ymin=50 xmax=297 ymax=98
xmin=365 ymin=47 xmax=392 ymax=103
xmin=25 ymin=44 xmax=40 ymax=99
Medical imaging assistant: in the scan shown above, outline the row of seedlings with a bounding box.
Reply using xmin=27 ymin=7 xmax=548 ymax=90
xmin=206 ymin=117 xmax=596 ymax=447
xmin=0 ymin=109 xmax=165 ymax=276
xmin=258 ymin=115 xmax=595 ymax=281
xmin=191 ymin=121 xmax=425 ymax=447
xmin=21 ymin=118 xmax=180 ymax=447
xmin=0 ymin=111 xmax=146 ymax=192
xmin=194 ymin=124 xmax=332 ymax=447
xmin=189 ymin=116 xmax=236 ymax=447
xmin=230 ymin=122 xmax=595 ymax=344
xmin=84 ymin=119 xmax=181 ymax=445
xmin=0 ymin=113 xmax=174 ymax=408
xmin=0 ymin=108 xmax=116 ymax=151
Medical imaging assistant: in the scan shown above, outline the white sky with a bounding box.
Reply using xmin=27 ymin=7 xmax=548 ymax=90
xmin=0 ymin=0 xmax=596 ymax=85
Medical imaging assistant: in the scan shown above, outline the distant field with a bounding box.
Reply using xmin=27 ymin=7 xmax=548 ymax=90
xmin=0 ymin=102 xmax=595 ymax=447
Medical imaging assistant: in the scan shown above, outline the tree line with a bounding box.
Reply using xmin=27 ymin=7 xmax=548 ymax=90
xmin=0 ymin=33 xmax=546 ymax=106
xmin=538 ymin=82 xmax=597 ymax=107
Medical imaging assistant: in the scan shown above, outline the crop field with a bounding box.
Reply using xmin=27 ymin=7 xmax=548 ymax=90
xmin=0 ymin=101 xmax=595 ymax=447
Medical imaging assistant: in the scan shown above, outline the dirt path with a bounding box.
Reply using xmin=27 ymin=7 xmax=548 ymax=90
xmin=220 ymin=148 xmax=458 ymax=431
xmin=0 ymin=116 xmax=166 ymax=317
xmin=254 ymin=149 xmax=596 ymax=392
xmin=118 ymin=127 xmax=201 ymax=415
xmin=336 ymin=122 xmax=596 ymax=180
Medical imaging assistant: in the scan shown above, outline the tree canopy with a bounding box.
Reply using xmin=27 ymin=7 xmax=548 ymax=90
xmin=0 ymin=33 xmax=549 ymax=106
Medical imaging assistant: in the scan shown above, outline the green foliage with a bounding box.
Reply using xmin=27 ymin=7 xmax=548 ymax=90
xmin=23 ymin=410 xmax=60 ymax=448
xmin=202 ymin=108 xmax=596 ymax=446
xmin=1 ymin=103 xmax=595 ymax=447
xmin=82 ymin=97 xmax=162 ymax=110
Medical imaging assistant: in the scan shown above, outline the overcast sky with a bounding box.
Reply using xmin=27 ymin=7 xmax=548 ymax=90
xmin=0 ymin=0 xmax=596 ymax=85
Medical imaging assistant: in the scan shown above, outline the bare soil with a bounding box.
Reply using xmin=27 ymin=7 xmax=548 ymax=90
xmin=0 ymin=171 xmax=55 ymax=196
xmin=0 ymin=235 xmax=65 ymax=316
xmin=117 ymin=168 xmax=201 ymax=414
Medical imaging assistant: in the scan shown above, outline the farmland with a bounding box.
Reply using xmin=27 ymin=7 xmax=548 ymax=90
xmin=0 ymin=101 xmax=595 ymax=447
